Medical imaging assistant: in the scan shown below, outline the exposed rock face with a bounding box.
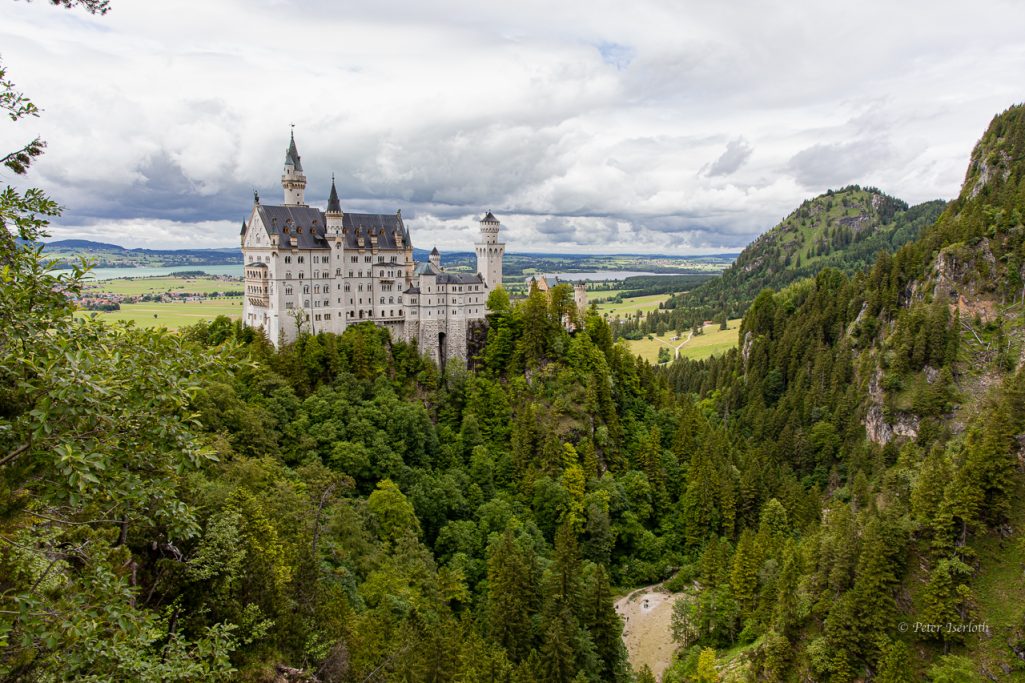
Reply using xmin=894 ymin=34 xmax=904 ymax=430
xmin=741 ymin=330 xmax=754 ymax=366
xmin=864 ymin=368 xmax=919 ymax=445
xmin=969 ymin=150 xmax=1011 ymax=198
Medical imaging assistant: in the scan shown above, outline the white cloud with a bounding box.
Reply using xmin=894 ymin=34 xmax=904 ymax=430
xmin=1 ymin=0 xmax=1024 ymax=253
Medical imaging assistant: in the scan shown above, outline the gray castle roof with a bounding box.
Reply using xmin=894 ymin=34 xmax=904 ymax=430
xmin=285 ymin=132 xmax=303 ymax=171
xmin=482 ymin=211 xmax=498 ymax=223
xmin=255 ymin=204 xmax=410 ymax=250
xmin=439 ymin=272 xmax=484 ymax=285
xmin=410 ymin=260 xmax=483 ymax=285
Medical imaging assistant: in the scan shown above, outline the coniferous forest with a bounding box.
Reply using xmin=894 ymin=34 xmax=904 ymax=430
xmin=4 ymin=4 xmax=1025 ymax=682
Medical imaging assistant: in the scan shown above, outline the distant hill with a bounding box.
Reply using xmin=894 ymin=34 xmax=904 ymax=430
xmin=37 ymin=239 xmax=244 ymax=269
xmin=46 ymin=239 xmax=127 ymax=251
xmin=666 ymin=186 xmax=946 ymax=318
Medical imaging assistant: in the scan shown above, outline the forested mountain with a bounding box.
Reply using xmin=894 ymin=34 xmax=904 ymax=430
xmin=664 ymin=104 xmax=1025 ymax=679
xmin=3 ymin=43 xmax=1024 ymax=681
xmin=617 ymin=188 xmax=946 ymax=339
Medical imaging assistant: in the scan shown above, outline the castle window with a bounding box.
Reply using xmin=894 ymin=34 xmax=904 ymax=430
xmin=286 ymin=302 xmax=294 ymax=309
xmin=304 ymin=285 xmax=310 ymax=294
xmin=285 ymin=286 xmax=293 ymax=295
xmin=324 ymin=313 xmax=331 ymax=320
xmin=304 ymin=300 xmax=310 ymax=307
xmin=286 ymin=271 xmax=292 ymax=279
xmin=348 ymin=271 xmax=353 ymax=277
xmin=364 ymin=256 xmax=371 ymax=263
xmin=298 ymin=256 xmax=305 ymax=263
xmin=298 ymin=272 xmax=304 ymax=279
xmin=350 ymin=256 xmax=357 ymax=263
xmin=344 ymin=284 xmax=350 ymax=292
xmin=336 ymin=268 xmax=341 ymax=275
xmin=380 ymin=297 xmax=385 ymax=304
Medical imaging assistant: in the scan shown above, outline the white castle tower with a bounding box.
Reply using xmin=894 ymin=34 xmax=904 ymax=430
xmin=281 ymin=130 xmax=306 ymax=205
xmin=475 ymin=211 xmax=505 ymax=290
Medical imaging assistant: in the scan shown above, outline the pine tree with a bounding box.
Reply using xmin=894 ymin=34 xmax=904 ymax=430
xmin=486 ymin=524 xmax=539 ymax=661
xmin=875 ymin=640 xmax=915 ymax=683
xmin=921 ymin=556 xmax=974 ymax=648
xmin=850 ymin=517 xmax=903 ymax=657
xmin=581 ymin=564 xmax=628 ymax=682
xmin=730 ymin=529 xmax=762 ymax=621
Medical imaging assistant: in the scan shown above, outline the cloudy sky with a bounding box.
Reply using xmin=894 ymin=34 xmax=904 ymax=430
xmin=2 ymin=0 xmax=1023 ymax=253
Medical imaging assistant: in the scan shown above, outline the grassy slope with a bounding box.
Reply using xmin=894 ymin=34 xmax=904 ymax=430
xmin=625 ymin=319 xmax=741 ymax=363
xmin=77 ymin=298 xmax=243 ymax=328
xmin=596 ymin=293 xmax=672 ymax=317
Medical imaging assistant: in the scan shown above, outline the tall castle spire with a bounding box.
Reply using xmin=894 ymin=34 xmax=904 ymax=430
xmin=281 ymin=127 xmax=307 ymax=205
xmin=326 ymin=174 xmax=343 ymax=238
xmin=327 ymin=174 xmax=341 ymax=213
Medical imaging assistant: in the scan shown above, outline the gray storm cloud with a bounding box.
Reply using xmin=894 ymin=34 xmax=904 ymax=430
xmin=1 ymin=0 xmax=1023 ymax=252
xmin=706 ymin=138 xmax=754 ymax=177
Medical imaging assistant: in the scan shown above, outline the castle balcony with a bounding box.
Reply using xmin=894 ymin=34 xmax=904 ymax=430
xmin=245 ymin=262 xmax=270 ymax=308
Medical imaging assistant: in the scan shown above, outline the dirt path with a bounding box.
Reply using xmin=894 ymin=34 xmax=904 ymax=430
xmin=615 ymin=585 xmax=683 ymax=681
xmin=653 ymin=331 xmax=693 ymax=359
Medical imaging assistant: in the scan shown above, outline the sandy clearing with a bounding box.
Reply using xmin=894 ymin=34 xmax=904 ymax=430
xmin=615 ymin=585 xmax=684 ymax=681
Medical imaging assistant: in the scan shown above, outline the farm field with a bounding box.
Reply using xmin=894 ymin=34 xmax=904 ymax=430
xmin=77 ymin=298 xmax=243 ymax=329
xmin=83 ymin=275 xmax=242 ymax=296
xmin=595 ymin=293 xmax=671 ymax=317
xmin=625 ymin=318 xmax=742 ymax=363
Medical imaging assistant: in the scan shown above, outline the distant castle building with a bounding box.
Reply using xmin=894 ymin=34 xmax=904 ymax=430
xmin=525 ymin=274 xmax=589 ymax=314
xmin=240 ymin=131 xmax=505 ymax=364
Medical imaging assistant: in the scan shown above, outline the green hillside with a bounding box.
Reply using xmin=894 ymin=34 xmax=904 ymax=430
xmin=694 ymin=186 xmax=945 ymax=311
xmin=614 ymin=187 xmax=946 ymax=341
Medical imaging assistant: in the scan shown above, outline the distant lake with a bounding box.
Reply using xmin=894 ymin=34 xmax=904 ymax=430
xmin=53 ymin=264 xmax=244 ymax=281
xmin=545 ymin=271 xmax=660 ymax=281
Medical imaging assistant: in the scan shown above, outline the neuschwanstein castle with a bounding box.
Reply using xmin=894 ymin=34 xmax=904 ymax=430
xmin=241 ymin=132 xmax=505 ymax=364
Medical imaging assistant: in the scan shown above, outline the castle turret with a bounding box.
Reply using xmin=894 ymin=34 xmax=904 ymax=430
xmin=326 ymin=174 xmax=343 ymax=237
xmin=475 ymin=211 xmax=505 ymax=290
xmin=429 ymin=246 xmax=441 ymax=269
xmin=574 ymin=283 xmax=588 ymax=313
xmin=282 ymin=130 xmax=306 ymax=205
